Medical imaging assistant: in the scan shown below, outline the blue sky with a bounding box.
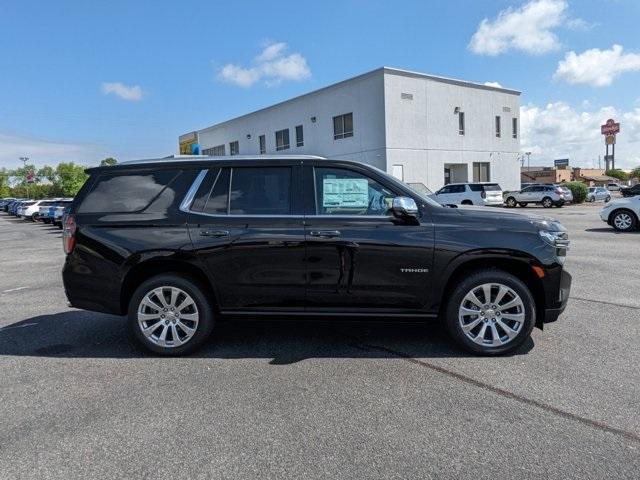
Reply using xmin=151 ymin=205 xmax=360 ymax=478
xmin=1 ymin=0 xmax=639 ymax=169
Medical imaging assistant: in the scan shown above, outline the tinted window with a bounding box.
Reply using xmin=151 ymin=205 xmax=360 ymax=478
xmin=483 ymin=184 xmax=501 ymax=191
xmin=204 ymin=168 xmax=230 ymax=215
xmin=229 ymin=167 xmax=291 ymax=215
xmin=78 ymin=170 xmax=180 ymax=213
xmin=315 ymin=167 xmax=396 ymax=216
xmin=191 ymin=169 xmax=219 ymax=212
xmin=450 ymin=185 xmax=466 ymax=193
xmin=468 ymin=184 xmax=482 ymax=192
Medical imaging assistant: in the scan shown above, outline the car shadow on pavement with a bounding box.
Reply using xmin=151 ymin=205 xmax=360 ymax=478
xmin=584 ymin=228 xmax=639 ymax=234
xmin=0 ymin=310 xmax=534 ymax=363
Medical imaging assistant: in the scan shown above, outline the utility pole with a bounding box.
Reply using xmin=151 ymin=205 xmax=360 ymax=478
xmin=525 ymin=152 xmax=531 ymax=171
xmin=19 ymin=156 xmax=30 ymax=199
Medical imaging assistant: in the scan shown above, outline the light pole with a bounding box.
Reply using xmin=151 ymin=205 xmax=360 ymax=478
xmin=525 ymin=152 xmax=531 ymax=171
xmin=19 ymin=156 xmax=30 ymax=199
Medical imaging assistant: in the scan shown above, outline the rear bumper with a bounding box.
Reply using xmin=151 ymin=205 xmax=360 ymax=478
xmin=542 ymin=268 xmax=571 ymax=324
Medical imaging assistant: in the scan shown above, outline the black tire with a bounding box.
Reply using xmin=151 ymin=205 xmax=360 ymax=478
xmin=605 ymin=196 xmax=611 ymax=203
xmin=589 ymin=196 xmax=595 ymax=203
xmin=128 ymin=274 xmax=215 ymax=355
xmin=461 ymin=200 xmax=473 ymax=205
xmin=505 ymin=197 xmax=517 ymax=208
xmin=542 ymin=197 xmax=553 ymax=208
xmin=518 ymin=202 xmax=528 ymax=207
xmin=31 ymin=213 xmax=39 ymax=222
xmin=610 ymin=209 xmax=638 ymax=232
xmin=444 ymin=269 xmax=536 ymax=355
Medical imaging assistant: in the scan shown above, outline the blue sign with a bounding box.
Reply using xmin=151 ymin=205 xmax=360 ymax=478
xmin=190 ymin=143 xmax=200 ymax=155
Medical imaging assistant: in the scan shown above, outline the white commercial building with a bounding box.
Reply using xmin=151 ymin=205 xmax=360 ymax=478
xmin=179 ymin=67 xmax=521 ymax=191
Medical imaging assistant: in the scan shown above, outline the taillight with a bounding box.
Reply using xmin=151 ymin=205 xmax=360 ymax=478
xmin=555 ymin=188 xmax=563 ymax=194
xmin=62 ymin=214 xmax=76 ymax=254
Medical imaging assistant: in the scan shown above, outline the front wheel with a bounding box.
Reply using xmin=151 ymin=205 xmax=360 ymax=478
xmin=542 ymin=197 xmax=553 ymax=208
xmin=605 ymin=196 xmax=611 ymax=203
xmin=444 ymin=270 xmax=536 ymax=355
xmin=611 ymin=210 xmax=638 ymax=232
xmin=129 ymin=274 xmax=214 ymax=355
xmin=589 ymin=196 xmax=595 ymax=203
xmin=505 ymin=197 xmax=517 ymax=208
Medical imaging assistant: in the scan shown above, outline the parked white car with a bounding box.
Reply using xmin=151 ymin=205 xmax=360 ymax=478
xmin=431 ymin=182 xmax=503 ymax=206
xmin=600 ymin=196 xmax=640 ymax=232
xmin=587 ymin=187 xmax=611 ymax=203
xmin=606 ymin=183 xmax=622 ymax=191
xmin=17 ymin=200 xmax=38 ymax=218
xmin=505 ymin=185 xmax=566 ymax=208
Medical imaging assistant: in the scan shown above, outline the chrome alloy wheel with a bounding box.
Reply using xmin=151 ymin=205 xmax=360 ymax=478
xmin=613 ymin=213 xmax=633 ymax=230
xmin=137 ymin=286 xmax=199 ymax=348
xmin=458 ymin=283 xmax=525 ymax=347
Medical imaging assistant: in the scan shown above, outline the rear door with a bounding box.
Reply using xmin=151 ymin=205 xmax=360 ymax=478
xmin=303 ymin=163 xmax=435 ymax=311
xmin=186 ymin=163 xmax=307 ymax=312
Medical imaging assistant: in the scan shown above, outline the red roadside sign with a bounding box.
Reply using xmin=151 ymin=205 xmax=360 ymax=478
xmin=601 ymin=118 xmax=620 ymax=136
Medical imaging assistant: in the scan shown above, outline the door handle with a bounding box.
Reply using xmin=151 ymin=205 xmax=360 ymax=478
xmin=310 ymin=230 xmax=341 ymax=238
xmin=200 ymin=230 xmax=229 ymax=237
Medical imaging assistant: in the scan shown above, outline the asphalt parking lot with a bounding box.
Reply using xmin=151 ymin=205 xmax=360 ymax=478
xmin=0 ymin=205 xmax=638 ymax=479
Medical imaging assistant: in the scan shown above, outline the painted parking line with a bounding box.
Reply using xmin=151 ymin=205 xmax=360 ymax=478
xmin=1 ymin=286 xmax=29 ymax=294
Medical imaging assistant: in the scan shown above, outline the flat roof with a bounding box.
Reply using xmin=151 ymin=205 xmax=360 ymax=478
xmin=191 ymin=66 xmax=520 ymax=136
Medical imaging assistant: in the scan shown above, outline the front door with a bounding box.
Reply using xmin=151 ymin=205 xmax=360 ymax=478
xmin=187 ymin=164 xmax=306 ymax=311
xmin=303 ymin=164 xmax=435 ymax=312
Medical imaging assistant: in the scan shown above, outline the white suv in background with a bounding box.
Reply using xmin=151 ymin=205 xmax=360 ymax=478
xmin=600 ymin=196 xmax=640 ymax=232
xmin=431 ymin=182 xmax=504 ymax=206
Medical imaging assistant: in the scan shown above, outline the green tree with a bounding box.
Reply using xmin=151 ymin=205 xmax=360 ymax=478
xmin=565 ymin=181 xmax=588 ymax=204
xmin=56 ymin=162 xmax=89 ymax=197
xmin=100 ymin=157 xmax=118 ymax=167
xmin=37 ymin=165 xmax=57 ymax=183
xmin=605 ymin=169 xmax=628 ymax=181
xmin=0 ymin=168 xmax=10 ymax=197
xmin=631 ymin=167 xmax=640 ymax=180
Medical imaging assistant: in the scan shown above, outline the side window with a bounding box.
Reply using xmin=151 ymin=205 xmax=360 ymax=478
xmin=438 ymin=186 xmax=452 ymax=195
xmin=521 ymin=187 xmax=531 ymax=193
xmin=314 ymin=167 xmax=396 ymax=216
xmin=77 ymin=169 xmax=181 ymax=213
xmin=468 ymin=184 xmax=483 ymax=192
xmin=450 ymin=185 xmax=466 ymax=194
xmin=229 ymin=167 xmax=291 ymax=215
xmin=203 ymin=168 xmax=230 ymax=215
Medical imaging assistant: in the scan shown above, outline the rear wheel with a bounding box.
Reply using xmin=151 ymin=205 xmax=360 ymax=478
xmin=128 ymin=274 xmax=214 ymax=355
xmin=610 ymin=210 xmax=638 ymax=232
xmin=505 ymin=197 xmax=517 ymax=208
xmin=542 ymin=197 xmax=553 ymax=208
xmin=444 ymin=269 xmax=536 ymax=355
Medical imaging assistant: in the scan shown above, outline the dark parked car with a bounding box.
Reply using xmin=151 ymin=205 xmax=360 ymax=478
xmin=620 ymin=184 xmax=640 ymax=197
xmin=62 ymin=156 xmax=571 ymax=356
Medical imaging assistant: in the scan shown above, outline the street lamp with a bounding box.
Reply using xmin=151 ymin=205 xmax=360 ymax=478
xmin=525 ymin=152 xmax=531 ymax=171
xmin=19 ymin=156 xmax=30 ymax=199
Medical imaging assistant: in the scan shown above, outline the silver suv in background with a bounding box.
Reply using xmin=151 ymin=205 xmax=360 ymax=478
xmin=431 ymin=182 xmax=504 ymax=206
xmin=587 ymin=187 xmax=611 ymax=202
xmin=505 ymin=185 xmax=566 ymax=208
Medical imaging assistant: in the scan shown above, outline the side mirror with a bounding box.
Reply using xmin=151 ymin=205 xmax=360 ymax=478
xmin=392 ymin=196 xmax=419 ymax=218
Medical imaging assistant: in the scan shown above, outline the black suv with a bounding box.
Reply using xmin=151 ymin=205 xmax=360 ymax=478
xmin=62 ymin=156 xmax=571 ymax=356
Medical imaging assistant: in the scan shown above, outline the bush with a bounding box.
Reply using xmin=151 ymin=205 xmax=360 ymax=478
xmin=605 ymin=169 xmax=628 ymax=181
xmin=565 ymin=181 xmax=588 ymax=203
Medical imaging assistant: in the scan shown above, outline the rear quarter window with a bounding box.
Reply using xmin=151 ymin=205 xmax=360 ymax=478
xmin=77 ymin=169 xmax=186 ymax=214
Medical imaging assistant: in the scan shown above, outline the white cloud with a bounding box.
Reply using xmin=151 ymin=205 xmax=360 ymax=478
xmin=218 ymin=41 xmax=311 ymax=88
xmin=101 ymin=82 xmax=144 ymax=101
xmin=520 ymin=101 xmax=640 ymax=168
xmin=0 ymin=133 xmax=102 ymax=169
xmin=484 ymin=81 xmax=503 ymax=88
xmin=565 ymin=18 xmax=595 ymax=31
xmin=554 ymin=45 xmax=640 ymax=87
xmin=469 ymin=0 xmax=567 ymax=56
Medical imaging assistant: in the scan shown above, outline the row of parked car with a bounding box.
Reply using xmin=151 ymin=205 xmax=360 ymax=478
xmin=0 ymin=198 xmax=73 ymax=228
xmin=427 ymin=181 xmax=640 ymax=209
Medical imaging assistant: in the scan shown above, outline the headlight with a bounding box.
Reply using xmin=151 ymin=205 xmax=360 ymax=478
xmin=539 ymin=229 xmax=569 ymax=247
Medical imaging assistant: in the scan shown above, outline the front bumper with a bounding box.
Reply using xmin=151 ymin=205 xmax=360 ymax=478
xmin=542 ymin=268 xmax=572 ymax=324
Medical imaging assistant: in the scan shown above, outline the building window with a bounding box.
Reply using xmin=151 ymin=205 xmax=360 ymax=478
xmin=275 ymin=129 xmax=290 ymax=151
xmin=512 ymin=118 xmax=518 ymax=139
xmin=203 ymin=145 xmax=225 ymax=156
xmin=295 ymin=125 xmax=304 ymax=147
xmin=458 ymin=111 xmax=465 ymax=135
xmin=473 ymin=162 xmax=491 ymax=182
xmin=333 ymin=112 xmax=353 ymax=140
xmin=495 ymin=116 xmax=501 ymax=138
xmin=229 ymin=141 xmax=239 ymax=156
xmin=259 ymin=135 xmax=266 ymax=154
